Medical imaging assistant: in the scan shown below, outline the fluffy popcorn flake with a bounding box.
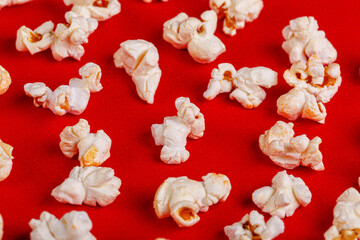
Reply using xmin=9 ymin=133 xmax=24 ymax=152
xmin=24 ymin=62 xmax=102 ymax=116
xmin=252 ymin=170 xmax=312 ymax=218
xmin=204 ymin=63 xmax=278 ymax=109
xmin=259 ymin=121 xmax=324 ymax=171
xmin=224 ymin=210 xmax=284 ymax=240
xmin=0 ymin=0 xmax=31 ymax=9
xmin=0 ymin=139 xmax=14 ymax=182
xmin=0 ymin=66 xmax=11 ymax=95
xmin=210 ymin=0 xmax=264 ymax=36
xmin=0 ymin=214 xmax=3 ymax=240
xmin=64 ymin=0 xmax=121 ymax=21
xmin=52 ymin=166 xmax=121 ymax=207
xmin=154 ymin=173 xmax=231 ymax=227
xmin=151 ymin=97 xmax=205 ymax=164
xmin=16 ymin=21 xmax=54 ymax=55
xmin=113 ymin=39 xmax=161 ymax=104
xmin=29 ymin=211 xmax=95 ymax=240
xmin=163 ymin=10 xmax=225 ymax=64
xmin=282 ymin=16 xmax=337 ymax=64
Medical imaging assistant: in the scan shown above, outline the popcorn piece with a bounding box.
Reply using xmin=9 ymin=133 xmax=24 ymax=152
xmin=0 ymin=214 xmax=3 ymax=240
xmin=203 ymin=63 xmax=278 ymax=109
xmin=210 ymin=0 xmax=264 ymax=36
xmin=163 ymin=10 xmax=226 ymax=64
xmin=16 ymin=21 xmax=54 ymax=55
xmin=60 ymin=119 xmax=111 ymax=167
xmin=282 ymin=16 xmax=337 ymax=64
xmin=51 ymin=166 xmax=121 ymax=206
xmin=224 ymin=210 xmax=284 ymax=240
xmin=64 ymin=0 xmax=121 ymax=21
xmin=324 ymin=188 xmax=360 ymax=240
xmin=0 ymin=139 xmax=14 ymax=182
xmin=51 ymin=11 xmax=98 ymax=61
xmin=24 ymin=62 xmax=102 ymax=116
xmin=113 ymin=39 xmax=161 ymax=104
xmin=0 ymin=66 xmax=11 ymax=95
xmin=151 ymin=97 xmax=205 ymax=164
xmin=0 ymin=0 xmax=31 ymax=9
xmin=252 ymin=170 xmax=312 ymax=218
xmin=154 ymin=173 xmax=231 ymax=227
xmin=259 ymin=121 xmax=324 ymax=171
xmin=29 ymin=211 xmax=95 ymax=240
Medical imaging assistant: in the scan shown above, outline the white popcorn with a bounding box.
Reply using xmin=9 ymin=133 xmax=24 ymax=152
xmin=210 ymin=0 xmax=264 ymax=36
xmin=0 ymin=66 xmax=11 ymax=95
xmin=51 ymin=166 xmax=121 ymax=207
xmin=0 ymin=0 xmax=31 ymax=9
xmin=252 ymin=170 xmax=312 ymax=218
xmin=24 ymin=62 xmax=102 ymax=116
xmin=113 ymin=39 xmax=161 ymax=104
xmin=51 ymin=11 xmax=98 ymax=61
xmin=16 ymin=21 xmax=54 ymax=55
xmin=224 ymin=210 xmax=284 ymax=240
xmin=163 ymin=10 xmax=226 ymax=64
xmin=203 ymin=63 xmax=278 ymax=109
xmin=151 ymin=97 xmax=205 ymax=164
xmin=154 ymin=173 xmax=231 ymax=227
xmin=282 ymin=16 xmax=337 ymax=64
xmin=0 ymin=139 xmax=13 ymax=182
xmin=0 ymin=214 xmax=3 ymax=240
xmin=29 ymin=211 xmax=95 ymax=240
xmin=60 ymin=119 xmax=112 ymax=167
xmin=64 ymin=0 xmax=121 ymax=21
xmin=259 ymin=121 xmax=324 ymax=171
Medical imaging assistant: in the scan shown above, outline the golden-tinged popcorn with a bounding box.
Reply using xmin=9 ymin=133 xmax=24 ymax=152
xmin=0 ymin=214 xmax=3 ymax=240
xmin=252 ymin=170 xmax=312 ymax=218
xmin=51 ymin=11 xmax=98 ymax=61
xmin=0 ymin=139 xmax=13 ymax=182
xmin=29 ymin=211 xmax=95 ymax=240
xmin=203 ymin=63 xmax=278 ymax=109
xmin=113 ymin=39 xmax=161 ymax=104
xmin=324 ymin=188 xmax=360 ymax=240
xmin=282 ymin=16 xmax=337 ymax=64
xmin=259 ymin=121 xmax=324 ymax=171
xmin=51 ymin=166 xmax=121 ymax=207
xmin=163 ymin=10 xmax=226 ymax=64
xmin=24 ymin=62 xmax=102 ymax=116
xmin=224 ymin=210 xmax=284 ymax=240
xmin=210 ymin=0 xmax=263 ymax=36
xmin=16 ymin=21 xmax=54 ymax=55
xmin=60 ymin=119 xmax=111 ymax=167
xmin=151 ymin=97 xmax=205 ymax=164
xmin=154 ymin=173 xmax=231 ymax=227
xmin=0 ymin=0 xmax=31 ymax=9
xmin=0 ymin=66 xmax=11 ymax=95
xmin=64 ymin=0 xmax=121 ymax=21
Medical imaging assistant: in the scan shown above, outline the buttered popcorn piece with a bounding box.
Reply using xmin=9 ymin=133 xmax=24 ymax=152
xmin=224 ymin=210 xmax=284 ymax=240
xmin=29 ymin=211 xmax=95 ymax=240
xmin=282 ymin=16 xmax=337 ymax=64
xmin=151 ymin=97 xmax=205 ymax=164
xmin=64 ymin=0 xmax=121 ymax=21
xmin=252 ymin=170 xmax=312 ymax=218
xmin=163 ymin=10 xmax=225 ymax=64
xmin=24 ymin=62 xmax=102 ymax=116
xmin=154 ymin=173 xmax=231 ymax=227
xmin=0 ymin=0 xmax=31 ymax=9
xmin=52 ymin=166 xmax=121 ymax=206
xmin=324 ymin=188 xmax=360 ymax=240
xmin=210 ymin=0 xmax=263 ymax=36
xmin=51 ymin=11 xmax=98 ymax=61
xmin=0 ymin=139 xmax=14 ymax=182
xmin=203 ymin=63 xmax=278 ymax=109
xmin=16 ymin=21 xmax=54 ymax=55
xmin=259 ymin=121 xmax=324 ymax=171
xmin=0 ymin=66 xmax=11 ymax=95
xmin=113 ymin=39 xmax=161 ymax=104
xmin=60 ymin=119 xmax=111 ymax=167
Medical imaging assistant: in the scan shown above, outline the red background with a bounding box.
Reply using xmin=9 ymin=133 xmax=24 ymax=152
xmin=0 ymin=0 xmax=360 ymax=239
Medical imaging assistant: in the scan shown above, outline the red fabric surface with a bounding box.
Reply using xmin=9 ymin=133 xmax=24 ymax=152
xmin=0 ymin=0 xmax=360 ymax=239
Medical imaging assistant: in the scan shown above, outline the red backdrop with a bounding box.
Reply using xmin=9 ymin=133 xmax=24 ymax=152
xmin=0 ymin=0 xmax=360 ymax=239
